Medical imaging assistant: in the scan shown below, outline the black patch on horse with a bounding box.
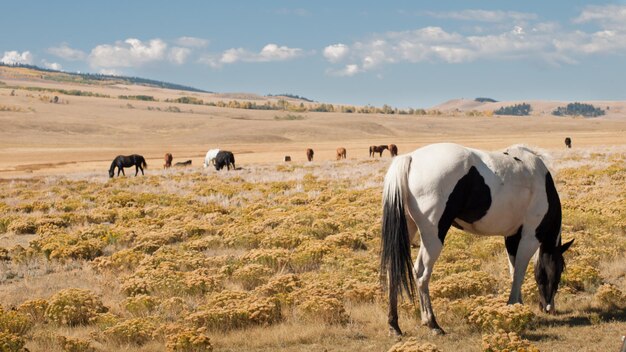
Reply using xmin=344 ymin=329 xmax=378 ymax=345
xmin=437 ymin=166 xmax=492 ymax=244
xmin=535 ymin=172 xmax=562 ymax=249
xmin=505 ymin=225 xmax=523 ymax=258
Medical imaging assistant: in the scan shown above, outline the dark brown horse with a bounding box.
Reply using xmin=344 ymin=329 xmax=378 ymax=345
xmin=109 ymin=155 xmax=147 ymax=178
xmin=564 ymin=137 xmax=572 ymax=149
xmin=369 ymin=145 xmax=388 ymax=157
xmin=306 ymin=148 xmax=314 ymax=162
xmin=174 ymin=160 xmax=192 ymax=167
xmin=164 ymin=153 xmax=173 ymax=169
xmin=388 ymin=144 xmax=398 ymax=157
xmin=336 ymin=147 xmax=347 ymax=160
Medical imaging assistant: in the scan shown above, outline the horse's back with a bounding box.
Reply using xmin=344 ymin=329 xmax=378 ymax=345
xmin=405 ymin=143 xmax=549 ymax=236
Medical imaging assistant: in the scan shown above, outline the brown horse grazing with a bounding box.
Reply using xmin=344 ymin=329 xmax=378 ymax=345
xmin=388 ymin=144 xmax=398 ymax=157
xmin=564 ymin=137 xmax=572 ymax=149
xmin=306 ymin=148 xmax=314 ymax=162
xmin=284 ymin=156 xmax=291 ymax=162
xmin=369 ymin=145 xmax=388 ymax=157
xmin=164 ymin=153 xmax=173 ymax=169
xmin=336 ymin=147 xmax=347 ymax=160
xmin=174 ymin=160 xmax=192 ymax=167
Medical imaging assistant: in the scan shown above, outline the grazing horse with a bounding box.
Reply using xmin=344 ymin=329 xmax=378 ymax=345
xmin=564 ymin=137 xmax=572 ymax=149
xmin=215 ymin=151 xmax=236 ymax=170
xmin=203 ymin=149 xmax=220 ymax=168
xmin=306 ymin=148 xmax=314 ymax=162
xmin=109 ymin=155 xmax=147 ymax=178
xmin=336 ymin=147 xmax=347 ymax=160
xmin=388 ymin=144 xmax=398 ymax=157
xmin=284 ymin=156 xmax=291 ymax=162
xmin=370 ymin=145 xmax=388 ymax=157
xmin=164 ymin=153 xmax=173 ymax=169
xmin=174 ymin=160 xmax=192 ymax=167
xmin=380 ymin=143 xmax=573 ymax=336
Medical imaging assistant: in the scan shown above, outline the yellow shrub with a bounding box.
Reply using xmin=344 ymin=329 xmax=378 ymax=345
xmin=187 ymin=291 xmax=281 ymax=331
xmin=0 ymin=309 xmax=32 ymax=335
xmin=431 ymin=271 xmax=497 ymax=299
xmin=463 ymin=296 xmax=535 ymax=333
xmin=232 ymin=264 xmax=273 ymax=290
xmin=0 ymin=331 xmax=27 ymax=352
xmin=7 ymin=217 xmax=37 ymax=234
xmin=102 ymin=318 xmax=158 ymax=345
xmin=561 ymin=263 xmax=602 ymax=291
xmin=57 ymin=335 xmax=96 ymax=352
xmin=482 ymin=330 xmax=539 ymax=352
xmin=593 ymin=283 xmax=626 ymax=309
xmin=166 ymin=327 xmax=213 ymax=352
xmin=296 ymin=295 xmax=349 ymax=325
xmin=17 ymin=298 xmax=48 ymax=323
xmin=45 ymin=288 xmax=107 ymax=326
xmin=387 ymin=338 xmax=442 ymax=352
xmin=123 ymin=294 xmax=160 ymax=316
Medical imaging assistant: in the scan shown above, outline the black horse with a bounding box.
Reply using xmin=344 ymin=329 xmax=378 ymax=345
xmin=109 ymin=155 xmax=147 ymax=177
xmin=215 ymin=151 xmax=236 ymax=170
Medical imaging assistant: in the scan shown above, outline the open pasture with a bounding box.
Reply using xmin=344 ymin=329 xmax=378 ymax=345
xmin=0 ymin=146 xmax=624 ymax=351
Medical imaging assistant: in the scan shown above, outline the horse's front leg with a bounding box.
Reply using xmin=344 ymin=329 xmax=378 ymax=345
xmin=416 ymin=232 xmax=445 ymax=335
xmin=507 ymin=234 xmax=539 ymax=305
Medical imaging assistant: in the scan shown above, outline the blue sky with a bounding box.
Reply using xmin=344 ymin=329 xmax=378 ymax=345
xmin=1 ymin=1 xmax=625 ymax=107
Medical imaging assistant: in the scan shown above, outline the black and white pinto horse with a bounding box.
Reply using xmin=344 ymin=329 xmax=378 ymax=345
xmin=108 ymin=154 xmax=147 ymax=178
xmin=381 ymin=143 xmax=573 ymax=335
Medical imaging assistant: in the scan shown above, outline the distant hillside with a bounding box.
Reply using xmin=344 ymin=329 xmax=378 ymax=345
xmin=0 ymin=63 xmax=209 ymax=93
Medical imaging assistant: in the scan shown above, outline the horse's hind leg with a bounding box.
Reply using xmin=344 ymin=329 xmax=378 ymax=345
xmin=416 ymin=234 xmax=445 ymax=334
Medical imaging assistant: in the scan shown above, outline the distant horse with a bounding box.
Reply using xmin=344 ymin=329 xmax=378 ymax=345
xmin=369 ymin=145 xmax=388 ymax=157
xmin=336 ymin=147 xmax=347 ymax=160
xmin=388 ymin=144 xmax=398 ymax=157
xmin=564 ymin=137 xmax=572 ymax=149
xmin=109 ymin=155 xmax=147 ymax=178
xmin=174 ymin=160 xmax=192 ymax=167
xmin=203 ymin=149 xmax=220 ymax=168
xmin=215 ymin=151 xmax=236 ymax=170
xmin=164 ymin=153 xmax=173 ymax=169
xmin=306 ymin=148 xmax=314 ymax=162
xmin=284 ymin=156 xmax=291 ymax=162
xmin=381 ymin=143 xmax=573 ymax=335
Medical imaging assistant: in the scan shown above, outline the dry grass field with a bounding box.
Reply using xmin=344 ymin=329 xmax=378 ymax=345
xmin=1 ymin=68 xmax=625 ymax=351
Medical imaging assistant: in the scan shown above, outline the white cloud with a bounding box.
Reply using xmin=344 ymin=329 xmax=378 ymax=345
xmin=424 ymin=9 xmax=537 ymax=23
xmin=328 ymin=64 xmax=361 ymax=77
xmin=41 ymin=60 xmax=62 ymax=71
xmin=89 ymin=38 xmax=168 ymax=68
xmin=175 ymin=36 xmax=209 ymax=48
xmin=48 ymin=44 xmax=86 ymax=61
xmin=200 ymin=43 xmax=303 ymax=68
xmin=1 ymin=50 xmax=33 ymax=65
xmin=573 ymin=5 xmax=626 ymax=27
xmin=323 ymin=44 xmax=349 ymax=62
xmin=323 ymin=6 xmax=626 ymax=77
xmin=168 ymin=47 xmax=191 ymax=64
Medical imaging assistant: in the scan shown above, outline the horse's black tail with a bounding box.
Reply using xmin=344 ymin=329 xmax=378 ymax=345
xmin=141 ymin=157 xmax=147 ymax=169
xmin=380 ymin=154 xmax=416 ymax=301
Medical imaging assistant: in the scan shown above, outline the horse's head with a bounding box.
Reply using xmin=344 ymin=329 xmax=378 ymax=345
xmin=108 ymin=169 xmax=114 ymax=178
xmin=534 ymin=239 xmax=574 ymax=314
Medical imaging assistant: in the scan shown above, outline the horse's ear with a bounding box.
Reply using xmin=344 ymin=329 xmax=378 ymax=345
xmin=559 ymin=239 xmax=574 ymax=253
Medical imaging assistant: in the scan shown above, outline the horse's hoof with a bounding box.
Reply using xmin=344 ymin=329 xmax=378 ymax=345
xmin=388 ymin=327 xmax=403 ymax=338
xmin=431 ymin=328 xmax=445 ymax=336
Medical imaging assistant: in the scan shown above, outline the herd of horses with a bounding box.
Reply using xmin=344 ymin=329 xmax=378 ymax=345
xmin=107 ymin=144 xmax=401 ymax=178
xmin=101 ymin=137 xmax=595 ymax=340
